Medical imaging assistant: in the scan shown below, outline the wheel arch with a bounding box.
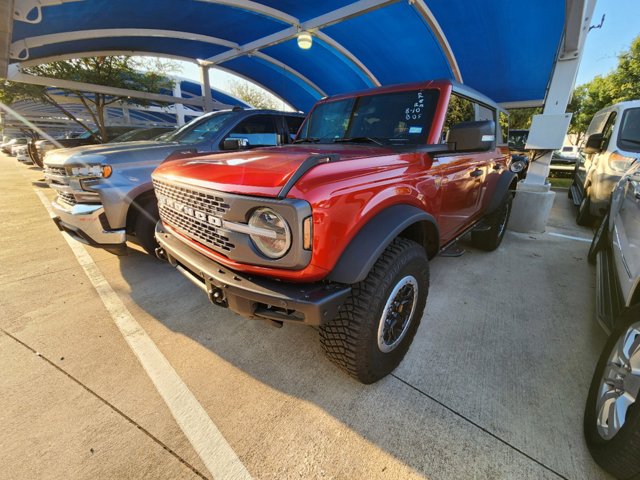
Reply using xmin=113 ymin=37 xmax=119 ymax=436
xmin=327 ymin=204 xmax=439 ymax=285
xmin=125 ymin=187 xmax=157 ymax=234
xmin=485 ymin=170 xmax=517 ymax=215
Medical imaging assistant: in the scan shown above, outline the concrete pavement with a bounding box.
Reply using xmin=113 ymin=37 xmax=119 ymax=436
xmin=0 ymin=153 xmax=611 ymax=479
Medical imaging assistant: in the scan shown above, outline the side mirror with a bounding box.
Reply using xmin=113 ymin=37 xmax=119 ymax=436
xmin=447 ymin=120 xmax=496 ymax=152
xmin=222 ymin=138 xmax=248 ymax=151
xmin=582 ymin=133 xmax=604 ymax=155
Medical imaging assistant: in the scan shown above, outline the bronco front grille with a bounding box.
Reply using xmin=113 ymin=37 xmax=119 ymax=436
xmin=153 ymin=180 xmax=235 ymax=253
xmin=57 ymin=192 xmax=76 ymax=206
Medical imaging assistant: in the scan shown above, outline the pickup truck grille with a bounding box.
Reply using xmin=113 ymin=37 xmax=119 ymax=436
xmin=153 ymin=180 xmax=235 ymax=253
xmin=45 ymin=166 xmax=67 ymax=176
xmin=57 ymin=192 xmax=77 ymax=207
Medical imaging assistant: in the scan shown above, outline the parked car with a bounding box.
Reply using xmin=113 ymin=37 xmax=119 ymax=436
xmin=584 ymin=161 xmax=640 ymax=479
xmin=507 ymin=129 xmax=530 ymax=180
xmin=553 ymin=145 xmax=579 ymax=162
xmin=4 ymin=137 xmax=28 ymax=156
xmin=570 ymin=101 xmax=640 ymax=225
xmin=153 ymin=80 xmax=516 ymax=383
xmin=44 ymin=109 xmax=304 ymax=256
xmin=32 ymin=125 xmax=139 ymax=167
xmin=15 ymin=144 xmax=31 ymax=164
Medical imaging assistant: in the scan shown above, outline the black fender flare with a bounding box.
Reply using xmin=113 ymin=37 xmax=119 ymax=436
xmin=486 ymin=170 xmax=517 ymax=214
xmin=328 ymin=204 xmax=438 ymax=285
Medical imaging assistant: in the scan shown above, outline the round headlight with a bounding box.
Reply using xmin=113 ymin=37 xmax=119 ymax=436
xmin=510 ymin=160 xmax=526 ymax=173
xmin=248 ymin=207 xmax=291 ymax=259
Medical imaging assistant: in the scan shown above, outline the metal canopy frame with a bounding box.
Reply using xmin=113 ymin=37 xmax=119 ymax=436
xmin=4 ymin=0 xmax=474 ymax=113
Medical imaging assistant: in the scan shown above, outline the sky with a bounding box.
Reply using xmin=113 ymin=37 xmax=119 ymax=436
xmin=575 ymin=0 xmax=640 ymax=85
xmin=174 ymin=0 xmax=640 ymax=104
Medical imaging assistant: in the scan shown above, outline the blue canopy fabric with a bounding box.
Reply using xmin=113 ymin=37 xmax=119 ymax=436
xmin=9 ymin=0 xmax=567 ymax=112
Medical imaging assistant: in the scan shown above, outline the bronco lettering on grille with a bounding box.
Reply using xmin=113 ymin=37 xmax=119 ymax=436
xmin=157 ymin=193 xmax=222 ymax=227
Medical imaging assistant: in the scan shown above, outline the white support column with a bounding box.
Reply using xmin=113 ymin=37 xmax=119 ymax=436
xmin=509 ymin=0 xmax=597 ymax=233
xmin=173 ymin=82 xmax=186 ymax=126
xmin=199 ymin=64 xmax=214 ymax=113
xmin=121 ymin=105 xmax=131 ymax=125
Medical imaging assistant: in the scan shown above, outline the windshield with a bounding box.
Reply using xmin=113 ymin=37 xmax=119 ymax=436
xmin=297 ymin=89 xmax=439 ymax=145
xmin=164 ymin=111 xmax=235 ymax=145
xmin=110 ymin=127 xmax=172 ymax=143
xmin=618 ymin=108 xmax=640 ymax=153
xmin=508 ymin=131 xmax=529 ymax=150
xmin=78 ymin=130 xmax=96 ymax=139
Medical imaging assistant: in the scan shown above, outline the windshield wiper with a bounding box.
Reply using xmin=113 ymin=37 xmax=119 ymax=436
xmin=621 ymin=138 xmax=640 ymax=146
xmin=293 ymin=137 xmax=320 ymax=144
xmin=333 ymin=136 xmax=384 ymax=146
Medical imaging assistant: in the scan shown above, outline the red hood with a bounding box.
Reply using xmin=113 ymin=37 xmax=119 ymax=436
xmin=152 ymin=144 xmax=396 ymax=197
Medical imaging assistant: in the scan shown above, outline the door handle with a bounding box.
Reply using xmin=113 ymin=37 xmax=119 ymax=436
xmin=470 ymin=169 xmax=483 ymax=178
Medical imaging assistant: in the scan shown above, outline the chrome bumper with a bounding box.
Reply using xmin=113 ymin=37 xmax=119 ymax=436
xmin=51 ymin=198 xmax=127 ymax=255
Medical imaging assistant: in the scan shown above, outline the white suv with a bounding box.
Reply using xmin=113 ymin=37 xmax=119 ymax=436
xmin=570 ymin=100 xmax=640 ymax=225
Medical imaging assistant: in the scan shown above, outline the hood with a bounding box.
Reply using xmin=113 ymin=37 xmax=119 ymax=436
xmin=43 ymin=141 xmax=181 ymax=167
xmin=153 ymin=144 xmax=396 ymax=197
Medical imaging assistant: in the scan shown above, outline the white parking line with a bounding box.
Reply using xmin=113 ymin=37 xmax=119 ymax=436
xmin=547 ymin=231 xmax=592 ymax=244
xmin=33 ymin=188 xmax=252 ymax=480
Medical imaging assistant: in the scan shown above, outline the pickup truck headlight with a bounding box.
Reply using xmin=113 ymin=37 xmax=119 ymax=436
xmin=248 ymin=207 xmax=291 ymax=259
xmin=70 ymin=165 xmax=112 ymax=178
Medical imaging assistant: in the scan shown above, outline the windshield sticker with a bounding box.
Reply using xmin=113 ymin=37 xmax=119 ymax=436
xmin=409 ymin=126 xmax=422 ymax=134
xmin=405 ymin=91 xmax=425 ymax=121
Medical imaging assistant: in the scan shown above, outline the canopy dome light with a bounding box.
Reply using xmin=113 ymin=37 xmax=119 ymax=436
xmin=297 ymin=31 xmax=313 ymax=50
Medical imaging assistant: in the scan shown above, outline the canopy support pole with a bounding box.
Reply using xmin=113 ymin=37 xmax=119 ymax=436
xmin=199 ymin=64 xmax=214 ymax=113
xmin=509 ymin=0 xmax=597 ymax=233
xmin=173 ymin=82 xmax=186 ymax=126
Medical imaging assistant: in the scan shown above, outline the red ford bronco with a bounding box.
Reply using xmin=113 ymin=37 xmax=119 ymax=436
xmin=153 ymin=80 xmax=516 ymax=383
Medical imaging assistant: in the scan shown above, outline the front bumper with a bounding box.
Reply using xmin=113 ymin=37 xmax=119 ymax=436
xmin=51 ymin=199 xmax=127 ymax=255
xmin=155 ymin=222 xmax=350 ymax=326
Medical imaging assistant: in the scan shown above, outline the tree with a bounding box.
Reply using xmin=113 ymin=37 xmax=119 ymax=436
xmin=567 ymin=35 xmax=640 ymax=141
xmin=227 ymin=79 xmax=282 ymax=110
xmin=506 ymin=107 xmax=542 ymax=130
xmin=0 ymin=56 xmax=176 ymax=141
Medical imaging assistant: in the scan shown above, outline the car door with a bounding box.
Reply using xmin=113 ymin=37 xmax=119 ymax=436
xmin=577 ymin=111 xmax=609 ymax=189
xmin=436 ymin=95 xmax=495 ymax=240
xmin=611 ymin=163 xmax=640 ymax=314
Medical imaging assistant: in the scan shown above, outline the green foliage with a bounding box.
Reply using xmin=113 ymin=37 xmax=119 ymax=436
xmin=227 ymin=79 xmax=282 ymax=110
xmin=506 ymin=107 xmax=542 ymax=130
xmin=568 ymin=35 xmax=640 ymax=141
xmin=1 ymin=56 xmax=176 ymax=141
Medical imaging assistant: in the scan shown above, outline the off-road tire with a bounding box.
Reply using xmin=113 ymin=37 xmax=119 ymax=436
xmin=584 ymin=306 xmax=640 ymax=479
xmin=471 ymin=194 xmax=513 ymax=251
xmin=577 ymin=188 xmax=594 ymax=226
xmin=134 ymin=198 xmax=160 ymax=255
xmin=319 ymin=238 xmax=429 ymax=384
xmin=588 ymin=213 xmax=609 ymax=265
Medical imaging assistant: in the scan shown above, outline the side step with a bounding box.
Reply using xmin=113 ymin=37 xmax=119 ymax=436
xmin=569 ymin=183 xmax=582 ymax=206
xmin=596 ymin=247 xmax=624 ymax=334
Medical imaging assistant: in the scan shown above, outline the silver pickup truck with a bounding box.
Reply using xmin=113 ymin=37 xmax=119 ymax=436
xmin=44 ymin=108 xmax=304 ymax=255
xmin=585 ymin=154 xmax=640 ymax=479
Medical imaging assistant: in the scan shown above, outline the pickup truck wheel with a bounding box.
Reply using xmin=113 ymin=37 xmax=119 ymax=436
xmin=577 ymin=188 xmax=594 ymax=226
xmin=584 ymin=308 xmax=640 ymax=479
xmin=134 ymin=199 xmax=160 ymax=255
xmin=471 ymin=194 xmax=512 ymax=251
xmin=319 ymin=238 xmax=428 ymax=384
xmin=588 ymin=213 xmax=609 ymax=265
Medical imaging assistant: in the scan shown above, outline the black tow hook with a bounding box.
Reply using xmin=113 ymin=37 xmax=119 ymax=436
xmin=155 ymin=247 xmax=167 ymax=261
xmin=208 ymin=287 xmax=228 ymax=307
